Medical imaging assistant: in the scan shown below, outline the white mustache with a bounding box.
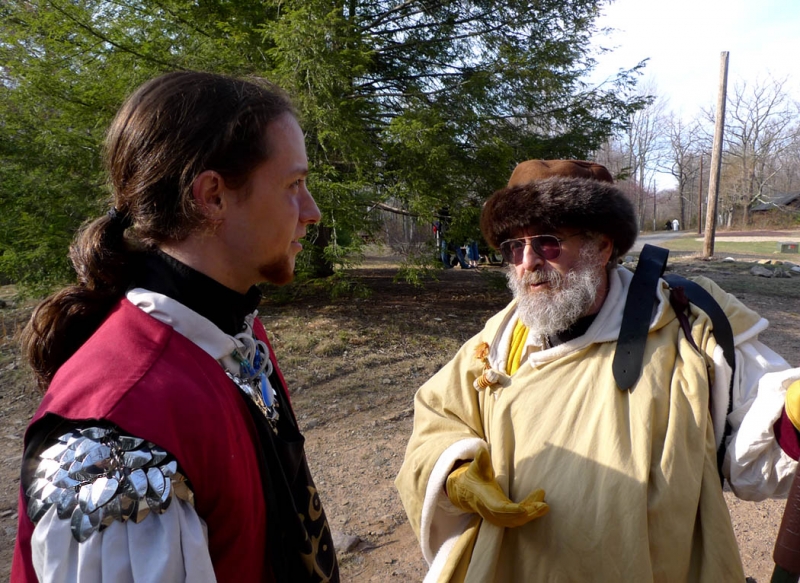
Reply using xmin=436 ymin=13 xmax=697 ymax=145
xmin=519 ymin=270 xmax=562 ymax=287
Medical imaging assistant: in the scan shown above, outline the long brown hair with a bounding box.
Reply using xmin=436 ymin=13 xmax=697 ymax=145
xmin=23 ymin=71 xmax=295 ymax=391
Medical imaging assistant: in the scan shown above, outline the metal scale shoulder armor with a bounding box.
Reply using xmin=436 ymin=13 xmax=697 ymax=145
xmin=25 ymin=425 xmax=194 ymax=542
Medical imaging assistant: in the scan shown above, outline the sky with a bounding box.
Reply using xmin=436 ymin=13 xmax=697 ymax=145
xmin=589 ymin=0 xmax=800 ymax=187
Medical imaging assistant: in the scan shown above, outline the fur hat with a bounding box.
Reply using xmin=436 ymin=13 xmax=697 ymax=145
xmin=507 ymin=159 xmax=614 ymax=186
xmin=481 ymin=160 xmax=637 ymax=259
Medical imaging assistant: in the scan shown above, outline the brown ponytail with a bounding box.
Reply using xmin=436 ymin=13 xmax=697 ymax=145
xmin=22 ymin=71 xmax=295 ymax=391
xmin=22 ymin=212 xmax=138 ymax=391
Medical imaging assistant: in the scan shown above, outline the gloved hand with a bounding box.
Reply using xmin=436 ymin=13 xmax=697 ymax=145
xmin=446 ymin=448 xmax=549 ymax=528
xmin=785 ymin=380 xmax=800 ymax=431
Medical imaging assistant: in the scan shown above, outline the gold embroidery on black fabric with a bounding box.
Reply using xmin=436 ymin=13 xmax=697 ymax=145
xmin=299 ymin=485 xmax=337 ymax=581
xmin=307 ymin=485 xmax=323 ymax=521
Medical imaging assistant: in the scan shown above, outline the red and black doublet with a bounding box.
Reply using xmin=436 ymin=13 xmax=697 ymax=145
xmin=12 ymin=252 xmax=339 ymax=582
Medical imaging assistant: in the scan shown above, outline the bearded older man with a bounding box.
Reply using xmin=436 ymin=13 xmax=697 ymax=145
xmin=395 ymin=160 xmax=800 ymax=582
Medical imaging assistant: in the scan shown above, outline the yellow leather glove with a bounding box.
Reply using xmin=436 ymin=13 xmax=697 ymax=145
xmin=446 ymin=448 xmax=549 ymax=528
xmin=785 ymin=380 xmax=800 ymax=431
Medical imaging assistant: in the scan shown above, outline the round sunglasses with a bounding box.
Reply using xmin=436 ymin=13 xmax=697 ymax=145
xmin=499 ymin=233 xmax=584 ymax=264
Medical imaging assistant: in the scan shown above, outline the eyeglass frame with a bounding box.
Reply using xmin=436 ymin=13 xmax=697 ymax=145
xmin=498 ymin=232 xmax=585 ymax=265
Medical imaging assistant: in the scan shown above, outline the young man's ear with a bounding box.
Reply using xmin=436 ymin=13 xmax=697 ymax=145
xmin=192 ymin=170 xmax=228 ymax=222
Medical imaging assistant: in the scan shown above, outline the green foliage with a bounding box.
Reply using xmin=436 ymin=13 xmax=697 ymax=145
xmin=393 ymin=241 xmax=442 ymax=287
xmin=1 ymin=0 xmax=645 ymax=292
xmin=260 ymin=270 xmax=370 ymax=305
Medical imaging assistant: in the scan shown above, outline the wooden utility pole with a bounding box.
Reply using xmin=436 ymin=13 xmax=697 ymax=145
xmin=703 ymin=52 xmax=729 ymax=258
xmin=697 ymin=155 xmax=703 ymax=234
xmin=652 ymin=180 xmax=657 ymax=232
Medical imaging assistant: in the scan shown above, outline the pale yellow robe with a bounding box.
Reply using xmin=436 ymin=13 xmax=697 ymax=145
xmin=396 ymin=267 xmax=798 ymax=583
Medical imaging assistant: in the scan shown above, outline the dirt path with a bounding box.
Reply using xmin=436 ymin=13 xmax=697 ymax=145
xmin=2 ymin=252 xmax=800 ymax=582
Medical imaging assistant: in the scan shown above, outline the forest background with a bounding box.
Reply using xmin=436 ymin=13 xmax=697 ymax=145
xmin=3 ymin=1 xmax=798 ymax=295
xmin=3 ymin=0 xmax=800 ymax=295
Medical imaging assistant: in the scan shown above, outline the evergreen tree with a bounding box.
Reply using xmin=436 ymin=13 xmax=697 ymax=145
xmin=0 ymin=0 xmax=646 ymax=289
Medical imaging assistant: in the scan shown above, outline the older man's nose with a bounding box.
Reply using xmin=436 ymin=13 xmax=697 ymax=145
xmin=521 ymin=243 xmax=544 ymax=271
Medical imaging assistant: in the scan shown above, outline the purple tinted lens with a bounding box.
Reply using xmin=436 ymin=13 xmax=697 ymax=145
xmin=501 ymin=236 xmax=562 ymax=264
xmin=532 ymin=236 xmax=561 ymax=260
xmin=500 ymin=241 xmax=520 ymax=264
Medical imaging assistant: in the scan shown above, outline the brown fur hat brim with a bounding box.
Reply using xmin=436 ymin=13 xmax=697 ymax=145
xmin=480 ymin=176 xmax=638 ymax=258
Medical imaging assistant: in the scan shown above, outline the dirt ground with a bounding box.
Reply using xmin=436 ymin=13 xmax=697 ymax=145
xmin=2 ymin=241 xmax=800 ymax=582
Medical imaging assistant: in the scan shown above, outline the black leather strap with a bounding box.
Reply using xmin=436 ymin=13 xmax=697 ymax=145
xmin=662 ymin=274 xmax=736 ymax=371
xmin=613 ymin=248 xmax=737 ymax=482
xmin=664 ymin=273 xmax=737 ymax=483
xmin=612 ymin=244 xmax=669 ymax=391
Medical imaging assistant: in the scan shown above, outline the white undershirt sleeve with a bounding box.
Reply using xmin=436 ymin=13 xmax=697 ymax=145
xmin=722 ymin=338 xmax=800 ymax=501
xmin=31 ymin=499 xmax=216 ymax=583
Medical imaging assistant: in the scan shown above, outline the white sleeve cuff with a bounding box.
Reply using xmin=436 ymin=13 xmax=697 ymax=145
xmin=419 ymin=437 xmax=486 ymax=576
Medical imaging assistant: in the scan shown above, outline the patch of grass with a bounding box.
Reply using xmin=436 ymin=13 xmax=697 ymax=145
xmin=280 ymin=334 xmax=319 ymax=353
xmin=659 ymin=237 xmax=798 ymax=258
xmin=311 ymin=337 xmax=349 ymax=357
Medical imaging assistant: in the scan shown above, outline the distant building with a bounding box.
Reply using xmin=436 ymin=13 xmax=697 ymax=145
xmin=750 ymin=192 xmax=800 ymax=213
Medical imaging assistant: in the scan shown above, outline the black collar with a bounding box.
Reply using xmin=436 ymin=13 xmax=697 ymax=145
xmin=547 ymin=313 xmax=598 ymax=348
xmin=130 ymin=250 xmax=262 ymax=336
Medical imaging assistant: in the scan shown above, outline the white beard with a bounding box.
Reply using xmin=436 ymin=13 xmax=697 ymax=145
xmin=506 ymin=247 xmax=604 ymax=338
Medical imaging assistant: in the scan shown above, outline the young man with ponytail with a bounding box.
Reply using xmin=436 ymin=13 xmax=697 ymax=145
xmin=396 ymin=160 xmax=800 ymax=582
xmin=12 ymin=72 xmax=339 ymax=582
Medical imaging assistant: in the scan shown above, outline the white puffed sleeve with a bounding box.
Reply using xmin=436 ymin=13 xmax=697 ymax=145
xmin=31 ymin=499 xmax=216 ymax=583
xmin=721 ymin=335 xmax=800 ymax=501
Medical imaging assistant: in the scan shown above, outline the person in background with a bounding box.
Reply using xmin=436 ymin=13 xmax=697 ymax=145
xmin=396 ymin=159 xmax=800 ymax=582
xmin=435 ymin=209 xmax=471 ymax=269
xmin=433 ymin=219 xmax=451 ymax=269
xmin=12 ymin=71 xmax=339 ymax=583
xmin=452 ymin=243 xmax=471 ymax=269
xmin=466 ymin=241 xmax=480 ymax=268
